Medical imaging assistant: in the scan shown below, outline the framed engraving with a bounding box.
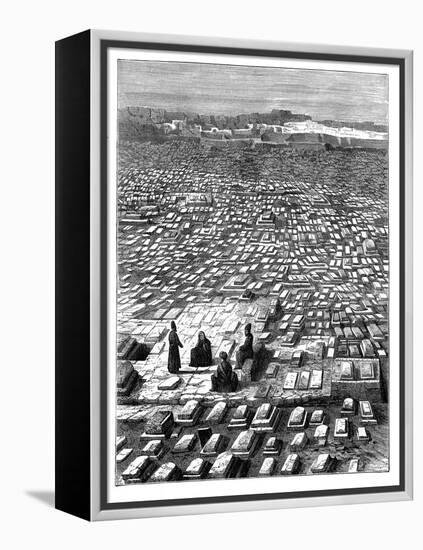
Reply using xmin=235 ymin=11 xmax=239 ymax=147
xmin=55 ymin=30 xmax=413 ymax=521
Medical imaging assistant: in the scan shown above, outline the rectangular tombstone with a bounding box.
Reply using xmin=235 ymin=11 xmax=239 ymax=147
xmin=348 ymin=458 xmax=360 ymax=473
xmin=251 ymin=404 xmax=280 ymax=432
xmin=183 ymin=457 xmax=210 ymax=480
xmin=205 ymin=402 xmax=228 ymax=425
xmin=158 ymin=376 xmax=181 ymax=390
xmin=281 ymin=453 xmax=300 ymax=475
xmin=149 ymin=462 xmax=181 ymax=482
xmin=334 ymin=417 xmax=349 ymax=439
xmin=228 ymin=405 xmax=250 ymax=430
xmin=309 ymin=369 xmax=323 ymax=389
xmin=356 ymin=426 xmax=370 ymax=441
xmin=310 ymin=453 xmax=332 ymax=473
xmin=340 ymin=361 xmax=354 ymax=380
xmin=143 ymin=410 xmax=174 ymax=438
xmin=208 ymin=452 xmax=239 ymax=479
xmin=297 ymin=370 xmax=310 ymax=390
xmin=231 ymin=430 xmax=258 ymax=458
xmin=200 ymin=433 xmax=226 ymax=457
xmin=341 ymin=397 xmax=356 ymax=416
xmin=172 ymin=434 xmax=196 ymax=454
xmin=359 ymin=401 xmax=377 ymax=425
xmin=141 ymin=439 xmax=164 ymax=458
xmin=284 ymin=371 xmax=298 ymax=390
xmin=254 ymin=384 xmax=271 ymax=399
xmin=116 ymin=448 xmax=133 ymax=463
xmin=287 ymin=406 xmax=307 ymax=429
xmin=313 ymin=424 xmax=329 ymax=446
xmin=122 ymin=455 xmax=151 ymax=481
xmin=263 ymin=436 xmax=281 ymax=456
xmin=265 ymin=363 xmax=279 ymax=378
xmin=359 ymin=362 xmax=374 ymax=380
xmin=259 ymin=457 xmax=276 ymax=476
xmin=289 ymin=431 xmax=308 ymax=451
xmin=309 ymin=409 xmax=325 ymax=425
xmin=176 ymin=400 xmax=202 ymax=426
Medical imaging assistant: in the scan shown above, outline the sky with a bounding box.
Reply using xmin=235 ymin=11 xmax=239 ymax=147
xmin=117 ymin=60 xmax=389 ymax=124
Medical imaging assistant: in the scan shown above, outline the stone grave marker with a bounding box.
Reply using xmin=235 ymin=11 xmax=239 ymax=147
xmin=149 ymin=462 xmax=181 ymax=482
xmin=334 ymin=417 xmax=350 ymax=440
xmin=228 ymin=405 xmax=250 ymax=430
xmin=231 ymin=429 xmax=259 ymax=458
xmin=287 ymin=406 xmax=308 ymax=429
xmin=263 ymin=436 xmax=281 ymax=456
xmin=141 ymin=439 xmax=164 ymax=459
xmin=209 ymin=451 xmax=239 ymax=479
xmin=259 ymin=457 xmax=276 ymax=476
xmin=359 ymin=400 xmax=377 ymax=425
xmin=116 ymin=435 xmax=127 ymax=452
xmin=200 ymin=433 xmax=226 ymax=457
xmin=341 ymin=397 xmax=356 ymax=416
xmin=356 ymin=426 xmax=370 ymax=441
xmin=289 ymin=431 xmax=308 ymax=451
xmin=359 ymin=362 xmax=374 ymax=380
xmin=281 ymin=453 xmax=300 ymax=475
xmin=265 ymin=363 xmax=279 ymax=378
xmin=254 ymin=384 xmax=271 ymax=399
xmin=297 ymin=370 xmax=310 ymax=390
xmin=348 ymin=458 xmax=361 ymax=473
xmin=310 ymin=453 xmax=332 ymax=473
xmin=313 ymin=424 xmax=329 ymax=446
xmin=141 ymin=410 xmax=174 ymax=439
xmin=340 ymin=361 xmax=354 ymax=380
xmin=283 ymin=371 xmax=298 ymax=390
xmin=158 ymin=376 xmax=181 ymax=390
xmin=122 ymin=455 xmax=151 ymax=482
xmin=251 ymin=403 xmax=280 ymax=432
xmin=183 ymin=457 xmax=210 ymax=480
xmin=309 ymin=409 xmax=325 ymax=426
xmin=309 ymin=369 xmax=323 ymax=389
xmin=176 ymin=400 xmax=202 ymax=426
xmin=116 ymin=448 xmax=133 ymax=463
xmin=205 ymin=401 xmax=228 ymax=425
xmin=172 ymin=434 xmax=197 ymax=454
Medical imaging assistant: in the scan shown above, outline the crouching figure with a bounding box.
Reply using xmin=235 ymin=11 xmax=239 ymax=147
xmin=211 ymin=351 xmax=238 ymax=393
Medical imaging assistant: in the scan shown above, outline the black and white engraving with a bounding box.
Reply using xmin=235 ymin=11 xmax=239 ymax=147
xmin=114 ymin=59 xmax=390 ymax=485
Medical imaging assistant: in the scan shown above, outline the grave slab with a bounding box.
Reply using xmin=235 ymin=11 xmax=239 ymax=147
xmin=281 ymin=453 xmax=300 ymax=474
xmin=259 ymin=457 xmax=276 ymax=476
xmin=200 ymin=433 xmax=226 ymax=457
xmin=149 ymin=462 xmax=181 ymax=482
xmin=231 ymin=430 xmax=259 ymax=458
xmin=205 ymin=402 xmax=228 ymax=425
xmin=172 ymin=434 xmax=197 ymax=454
xmin=287 ymin=406 xmax=308 ymax=429
xmin=158 ymin=376 xmax=181 ymax=390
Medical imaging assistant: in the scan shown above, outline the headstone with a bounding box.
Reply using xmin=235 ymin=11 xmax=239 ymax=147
xmin=117 ymin=361 xmax=134 ymax=388
xmin=205 ymin=402 xmax=228 ymax=425
xmin=183 ymin=457 xmax=210 ymax=480
xmin=359 ymin=362 xmax=374 ymax=380
xmin=309 ymin=409 xmax=325 ymax=425
xmin=176 ymin=400 xmax=202 ymax=426
xmin=348 ymin=458 xmax=360 ymax=473
xmin=334 ymin=417 xmax=349 ymax=439
xmin=149 ymin=462 xmax=181 ymax=482
xmin=263 ymin=436 xmax=281 ymax=456
xmin=297 ymin=370 xmax=310 ymax=390
xmin=172 ymin=434 xmax=196 ymax=454
xmin=313 ymin=424 xmax=329 ymax=446
xmin=340 ymin=361 xmax=354 ymax=380
xmin=309 ymin=369 xmax=323 ymax=389
xmin=228 ymin=405 xmax=250 ymax=430
xmin=289 ymin=431 xmax=307 ymax=451
xmin=208 ymin=451 xmax=239 ymax=479
xmin=254 ymin=384 xmax=271 ymax=399
xmin=287 ymin=406 xmax=307 ymax=429
xmin=340 ymin=397 xmax=356 ymax=416
xmin=251 ymin=403 xmax=280 ymax=432
xmin=121 ymin=455 xmax=151 ymax=481
xmin=197 ymin=427 xmax=213 ymax=448
xmin=310 ymin=453 xmax=332 ymax=473
xmin=230 ymin=430 xmax=258 ymax=458
xmin=158 ymin=376 xmax=181 ymax=390
xmin=259 ymin=457 xmax=276 ymax=476
xmin=356 ymin=426 xmax=370 ymax=441
xmin=281 ymin=453 xmax=300 ymax=475
xmin=200 ymin=433 xmax=226 ymax=457
xmin=116 ymin=448 xmax=133 ymax=463
xmin=359 ymin=400 xmax=377 ymax=424
xmin=141 ymin=439 xmax=164 ymax=458
xmin=141 ymin=411 xmax=174 ymax=439
xmin=265 ymin=363 xmax=279 ymax=378
xmin=284 ymin=372 xmax=298 ymax=390
xmin=116 ymin=435 xmax=127 ymax=451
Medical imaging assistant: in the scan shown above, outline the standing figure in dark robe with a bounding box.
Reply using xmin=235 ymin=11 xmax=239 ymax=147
xmin=190 ymin=331 xmax=212 ymax=367
xmin=236 ymin=323 xmax=254 ymax=368
xmin=168 ymin=321 xmax=183 ymax=374
xmin=211 ymin=351 xmax=238 ymax=393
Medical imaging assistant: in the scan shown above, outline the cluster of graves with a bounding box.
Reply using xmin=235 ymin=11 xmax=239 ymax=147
xmin=116 ymin=396 xmax=384 ymax=484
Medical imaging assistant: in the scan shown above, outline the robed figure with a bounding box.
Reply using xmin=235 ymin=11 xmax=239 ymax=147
xmin=190 ymin=331 xmax=213 ymax=367
xmin=168 ymin=321 xmax=183 ymax=374
xmin=236 ymin=323 xmax=254 ymax=368
xmin=211 ymin=351 xmax=238 ymax=393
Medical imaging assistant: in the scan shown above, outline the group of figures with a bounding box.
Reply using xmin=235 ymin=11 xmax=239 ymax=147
xmin=167 ymin=321 xmax=255 ymax=393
